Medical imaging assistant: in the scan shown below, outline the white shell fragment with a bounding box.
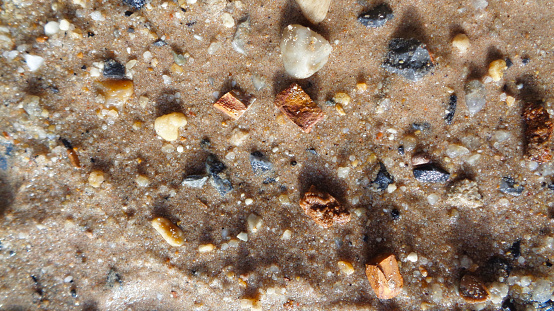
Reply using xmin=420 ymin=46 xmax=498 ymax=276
xmin=280 ymin=24 xmax=332 ymax=79
xmin=295 ymin=0 xmax=331 ymax=24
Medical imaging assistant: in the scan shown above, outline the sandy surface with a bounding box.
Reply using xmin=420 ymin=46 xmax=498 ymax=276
xmin=1 ymin=0 xmax=554 ymax=310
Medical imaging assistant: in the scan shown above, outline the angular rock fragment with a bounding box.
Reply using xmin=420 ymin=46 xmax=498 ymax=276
xmin=280 ymin=24 xmax=332 ymax=79
xmin=365 ymin=254 xmax=404 ymax=299
xmin=295 ymin=0 xmax=331 ymax=24
xmin=446 ymin=179 xmax=483 ymax=208
xmin=206 ymin=154 xmax=233 ymax=196
xmin=371 ymin=162 xmax=394 ymax=191
xmin=181 ymin=175 xmax=208 ymax=188
xmin=249 ymin=151 xmax=272 ymax=175
xmin=413 ymin=163 xmax=450 ymax=183
xmin=213 ymin=90 xmax=255 ymax=120
xmin=123 ymin=0 xmax=147 ymax=9
xmin=358 ymin=3 xmax=394 ymax=28
xmin=459 ymin=274 xmax=489 ymax=303
xmin=274 ymin=83 xmax=324 ymax=133
xmin=499 ymin=176 xmax=524 ymax=196
xmin=522 ymin=103 xmax=553 ymax=163
xmin=103 ymin=59 xmax=125 ymax=79
xmin=299 ymin=185 xmax=350 ymax=228
xmin=232 ymin=16 xmax=250 ymax=55
xmin=465 ymin=80 xmax=486 ymax=116
xmin=382 ymin=38 xmax=434 ymax=81
xmin=445 ymin=94 xmax=457 ymax=125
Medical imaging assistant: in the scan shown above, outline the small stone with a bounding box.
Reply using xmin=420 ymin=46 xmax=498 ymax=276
xmin=445 ymin=94 xmax=457 ymax=125
xmin=333 ymin=92 xmax=351 ymax=106
xmin=281 ymin=229 xmax=292 ymax=240
xmin=472 ymin=0 xmax=488 ymax=9
xmin=299 ymin=185 xmax=350 ymax=228
xmin=231 ymin=16 xmax=250 ymax=55
xmin=459 ymin=274 xmax=489 ymax=303
xmin=335 ymin=104 xmax=346 ymax=116
xmin=44 ymin=21 xmax=60 ymax=36
xmin=356 ymin=82 xmax=368 ymax=92
xmin=229 ymin=128 xmax=249 ymax=146
xmin=452 ymin=34 xmax=470 ymax=54
xmin=365 ymin=254 xmax=403 ymax=299
xmin=135 ymin=175 xmax=150 ymax=187
xmin=337 ymin=166 xmax=350 ymax=178
xmin=523 ymin=103 xmax=553 ymax=163
xmin=24 ymin=54 xmax=44 ymax=72
xmin=446 ymin=179 xmax=483 ymax=208
xmin=274 ymin=83 xmax=325 ymax=133
xmin=488 ymin=59 xmax=507 ymax=81
xmin=123 ymin=0 xmax=147 ymax=9
xmin=406 ymin=252 xmax=418 ymax=262
xmin=198 ymin=244 xmax=215 ymax=253
xmin=59 ymin=19 xmax=70 ymax=31
xmin=237 ymin=232 xmax=248 ymax=241
xmin=413 ymin=164 xmax=450 ymax=183
xmin=154 ymin=112 xmax=187 ymax=141
xmin=337 ymin=260 xmax=355 ymax=275
xmin=151 ymin=217 xmax=185 ymax=247
xmin=182 ymin=175 xmax=208 ymax=188
xmin=371 ymin=162 xmax=394 ymax=191
xmin=206 ymin=154 xmax=233 ymax=196
xmin=249 ymin=151 xmax=272 ymax=175
xmin=294 ymin=0 xmax=331 ymax=24
xmin=499 ymin=176 xmax=524 ymax=196
xmin=213 ymin=90 xmax=255 ymax=120
xmin=446 ymin=144 xmax=470 ymax=158
xmin=96 ymin=80 xmax=134 ymax=106
xmin=207 ymin=41 xmax=221 ymax=55
xmin=103 ymin=59 xmax=125 ymax=79
xmin=382 ymin=38 xmax=435 ymax=81
xmin=357 ymin=3 xmax=394 ymax=28
xmin=464 ymin=80 xmax=487 ymax=116
xmin=411 ymin=122 xmax=431 ymax=132
xmin=88 ymin=171 xmax=105 ymax=188
xmin=280 ymin=24 xmax=332 ymax=79
xmin=221 ymin=13 xmax=235 ymax=28
xmin=247 ymin=214 xmax=263 ymax=233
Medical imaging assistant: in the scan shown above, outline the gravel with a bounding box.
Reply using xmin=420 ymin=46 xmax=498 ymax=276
xmin=358 ymin=3 xmax=394 ymax=28
xmin=206 ymin=154 xmax=233 ymax=196
xmin=249 ymin=151 xmax=272 ymax=175
xmin=102 ymin=59 xmax=125 ymax=79
xmin=382 ymin=38 xmax=435 ymax=81
xmin=499 ymin=176 xmax=524 ymax=196
xmin=413 ymin=164 xmax=450 ymax=183
xmin=371 ymin=162 xmax=394 ymax=191
xmin=181 ymin=175 xmax=209 ymax=188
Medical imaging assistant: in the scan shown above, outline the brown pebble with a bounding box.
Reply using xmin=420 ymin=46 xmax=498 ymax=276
xmin=523 ymin=102 xmax=553 ymax=163
xmin=274 ymin=83 xmax=324 ymax=133
xmin=299 ymin=185 xmax=350 ymax=228
xmin=67 ymin=149 xmax=81 ymax=168
xmin=459 ymin=274 xmax=489 ymax=303
xmin=365 ymin=254 xmax=404 ymax=299
xmin=213 ymin=90 xmax=256 ymax=120
xmin=411 ymin=152 xmax=430 ymax=166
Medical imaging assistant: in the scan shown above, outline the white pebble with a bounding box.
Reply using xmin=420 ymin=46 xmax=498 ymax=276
xmin=247 ymin=214 xmax=263 ymax=233
xmin=135 ymin=175 xmax=150 ymax=187
xmin=90 ymin=11 xmax=105 ymax=21
xmin=245 ymin=198 xmax=253 ymax=205
xmin=24 ymin=54 xmax=44 ymax=72
xmin=446 ymin=144 xmax=470 ymax=158
xmin=44 ymin=21 xmax=60 ymax=36
xmin=237 ymin=232 xmax=248 ymax=241
xmin=337 ymin=167 xmax=350 ymax=178
xmin=221 ymin=13 xmax=235 ymax=28
xmin=64 ymin=276 xmax=73 ymax=283
xmin=281 ymin=229 xmax=292 ymax=240
xmin=59 ymin=19 xmax=70 ymax=31
xmin=280 ymin=24 xmax=332 ymax=79
xmin=465 ymin=80 xmax=487 ymax=116
xmin=427 ymin=194 xmax=439 ymax=205
xmin=406 ymin=252 xmax=418 ymax=262
xmin=198 ymin=244 xmax=215 ymax=253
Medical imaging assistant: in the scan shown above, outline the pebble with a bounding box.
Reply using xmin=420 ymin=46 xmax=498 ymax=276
xmin=382 ymin=38 xmax=434 ymax=81
xmin=88 ymin=171 xmax=105 ymax=188
xmin=445 ymin=94 xmax=457 ymax=125
xmin=357 ymin=3 xmax=394 ymax=28
xmin=231 ymin=17 xmax=250 ymax=55
xmin=333 ymin=92 xmax=351 ymax=106
xmin=151 ymin=217 xmax=185 ymax=247
xmin=294 ymin=0 xmax=330 ymax=24
xmin=427 ymin=194 xmax=439 ymax=205
xmin=247 ymin=214 xmax=263 ymax=233
xmin=446 ymin=179 xmax=483 ymax=208
xmin=123 ymin=0 xmax=147 ymax=9
xmin=365 ymin=254 xmax=403 ymax=299
xmin=154 ymin=112 xmax=187 ymax=141
xmin=280 ymin=24 xmax=332 ymax=79
xmin=135 ymin=175 xmax=150 ymax=187
xmin=406 ymin=252 xmax=418 ymax=262
xmin=249 ymin=151 xmax=272 ymax=175
xmin=499 ymin=176 xmax=524 ymax=196
xmin=103 ymin=59 xmax=125 ymax=79
xmin=452 ymin=34 xmax=470 ymax=53
xmin=281 ymin=229 xmax=292 ymax=240
xmin=181 ymin=175 xmax=208 ymax=188
xmin=198 ymin=244 xmax=215 ymax=253
xmin=59 ymin=19 xmax=70 ymax=31
xmin=229 ymin=128 xmax=249 ymax=146
xmin=96 ymin=80 xmax=134 ymax=106
xmin=413 ymin=164 xmax=450 ymax=183
xmin=488 ymin=59 xmax=507 ymax=81
xmin=24 ymin=54 xmax=44 ymax=72
xmin=237 ymin=232 xmax=248 ymax=241
xmin=221 ymin=13 xmax=235 ymax=28
xmin=206 ymin=154 xmax=233 ymax=196
xmin=337 ymin=260 xmax=355 ymax=275
xmin=371 ymin=162 xmax=394 ymax=191
xmin=464 ymin=79 xmax=487 ymax=116
xmin=446 ymin=144 xmax=470 ymax=158
xmin=44 ymin=21 xmax=60 ymax=36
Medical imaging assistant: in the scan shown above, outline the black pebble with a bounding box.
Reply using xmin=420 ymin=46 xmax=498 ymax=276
xmin=70 ymin=288 xmax=77 ymax=298
xmin=200 ymin=138 xmax=211 ymax=149
xmin=123 ymin=0 xmax=147 ymax=9
xmin=445 ymin=94 xmax=457 ymax=125
xmin=499 ymin=176 xmax=524 ymax=196
xmin=547 ymin=181 xmax=554 ymax=191
xmin=249 ymin=151 xmax=272 ymax=175
xmin=413 ymin=163 xmax=449 ymax=183
xmin=306 ymin=148 xmax=317 ymax=155
xmin=103 ymin=59 xmax=125 ymax=79
xmin=290 ymin=160 xmax=297 ymax=166
xmin=372 ymin=162 xmax=394 ymax=191
xmin=87 ymin=32 xmax=95 ymax=37
xmin=509 ymin=240 xmax=521 ymax=259
xmin=537 ymin=300 xmax=554 ymax=310
xmin=153 ymin=39 xmax=168 ymax=46
xmin=397 ymin=145 xmax=405 ymax=155
xmin=383 ymin=38 xmax=435 ymax=81
xmin=358 ymin=3 xmax=394 ymax=28
xmin=522 ymin=57 xmax=530 ymax=65
xmin=124 ymin=10 xmax=133 ymax=16
xmin=391 ymin=209 xmax=400 ymax=220
xmin=262 ymin=177 xmax=276 ymax=184
xmin=501 ymin=297 xmax=517 ymax=311
xmin=505 ymin=57 xmax=513 ymax=68
xmin=206 ymin=154 xmax=233 ymax=196
xmin=411 ymin=122 xmax=431 ymax=132
xmin=60 ymin=138 xmax=73 ymax=149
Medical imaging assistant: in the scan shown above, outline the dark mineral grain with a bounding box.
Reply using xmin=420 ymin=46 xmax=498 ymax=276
xmin=103 ymin=59 xmax=125 ymax=79
xmin=371 ymin=162 xmax=394 ymax=191
xmin=413 ymin=163 xmax=449 ymax=183
xmin=123 ymin=0 xmax=147 ymax=9
xmin=206 ymin=154 xmax=233 ymax=196
xmin=499 ymin=176 xmax=524 ymax=196
xmin=249 ymin=151 xmax=272 ymax=175
xmin=358 ymin=3 xmax=394 ymax=28
xmin=445 ymin=94 xmax=457 ymax=125
xmin=383 ymin=38 xmax=435 ymax=81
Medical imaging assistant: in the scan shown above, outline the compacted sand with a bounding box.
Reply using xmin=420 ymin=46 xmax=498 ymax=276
xmin=0 ymin=0 xmax=554 ymax=310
